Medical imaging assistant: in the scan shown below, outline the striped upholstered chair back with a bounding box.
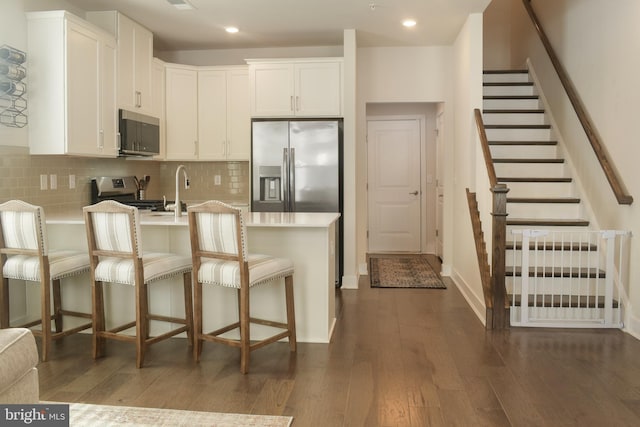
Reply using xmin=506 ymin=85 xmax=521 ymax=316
xmin=83 ymin=200 xmax=141 ymax=259
xmin=0 ymin=200 xmax=47 ymax=259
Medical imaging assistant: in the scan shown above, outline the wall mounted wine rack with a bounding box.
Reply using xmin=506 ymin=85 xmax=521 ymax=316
xmin=0 ymin=44 xmax=27 ymax=128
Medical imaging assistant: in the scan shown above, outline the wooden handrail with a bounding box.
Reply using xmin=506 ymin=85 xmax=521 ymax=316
xmin=474 ymin=108 xmax=497 ymax=187
xmin=522 ymin=0 xmax=633 ymax=205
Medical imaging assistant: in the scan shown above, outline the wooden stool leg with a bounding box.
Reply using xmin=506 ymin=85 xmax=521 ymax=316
xmin=136 ymin=280 xmax=149 ymax=369
xmin=193 ymin=279 xmax=203 ymax=362
xmin=183 ymin=272 xmax=194 ymax=347
xmin=239 ymin=285 xmax=250 ymax=374
xmin=0 ymin=277 xmax=9 ymax=328
xmin=92 ymin=280 xmax=106 ymax=359
xmin=40 ymin=276 xmax=52 ymax=362
xmin=285 ymin=275 xmax=297 ymax=352
xmin=52 ymin=279 xmax=63 ymax=333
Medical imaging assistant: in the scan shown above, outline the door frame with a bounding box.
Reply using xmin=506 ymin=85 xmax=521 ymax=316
xmin=366 ymin=114 xmax=427 ymax=253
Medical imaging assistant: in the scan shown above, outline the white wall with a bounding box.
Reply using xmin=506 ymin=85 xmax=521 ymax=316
xmin=451 ymin=14 xmax=487 ymax=322
xmin=494 ymin=0 xmax=640 ymax=336
xmin=483 ymin=0 xmax=513 ymax=69
xmin=356 ymin=47 xmax=454 ymax=280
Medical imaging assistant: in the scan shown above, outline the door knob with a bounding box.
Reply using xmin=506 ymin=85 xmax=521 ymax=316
xmin=410 ymin=191 xmax=419 ymax=195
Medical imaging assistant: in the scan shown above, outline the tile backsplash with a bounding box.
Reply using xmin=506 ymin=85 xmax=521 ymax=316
xmin=0 ymin=145 xmax=250 ymax=212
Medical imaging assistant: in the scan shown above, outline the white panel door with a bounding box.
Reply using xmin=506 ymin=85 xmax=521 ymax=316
xmin=436 ymin=112 xmax=444 ymax=259
xmin=368 ymin=119 xmax=421 ymax=252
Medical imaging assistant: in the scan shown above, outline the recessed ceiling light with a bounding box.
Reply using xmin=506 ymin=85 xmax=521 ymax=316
xmin=225 ymin=27 xmax=239 ymax=34
xmin=402 ymin=19 xmax=417 ymax=28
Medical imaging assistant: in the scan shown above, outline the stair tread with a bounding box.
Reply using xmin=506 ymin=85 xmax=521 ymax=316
xmin=483 ymin=82 xmax=534 ymax=87
xmin=507 ymin=197 xmax=580 ymax=203
xmin=498 ymin=177 xmax=572 ymax=182
xmin=507 ymin=218 xmax=590 ymax=226
xmin=506 ymin=241 xmax=596 ymax=251
xmin=507 ymin=294 xmax=618 ymax=308
xmin=484 ymin=95 xmax=539 ymax=99
xmin=505 ymin=266 xmax=605 ymax=278
xmin=485 ymin=124 xmax=551 ymax=129
xmin=494 ymin=158 xmax=564 ymax=163
xmin=489 ymin=140 xmax=557 ymax=145
xmin=483 ymin=109 xmax=545 ymax=114
xmin=484 ymin=69 xmax=529 ymax=74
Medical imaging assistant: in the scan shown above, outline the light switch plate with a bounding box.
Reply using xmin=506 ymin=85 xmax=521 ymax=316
xmin=40 ymin=174 xmax=47 ymax=190
xmin=214 ymin=175 xmax=221 ymax=185
xmin=69 ymin=174 xmax=76 ymax=189
xmin=49 ymin=174 xmax=57 ymax=190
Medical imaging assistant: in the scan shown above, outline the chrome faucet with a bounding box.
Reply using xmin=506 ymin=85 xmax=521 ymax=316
xmin=167 ymin=164 xmax=190 ymax=219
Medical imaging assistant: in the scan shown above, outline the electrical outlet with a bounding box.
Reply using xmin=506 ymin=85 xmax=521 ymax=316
xmin=69 ymin=174 xmax=76 ymax=189
xmin=214 ymin=175 xmax=221 ymax=185
xmin=40 ymin=174 xmax=47 ymax=190
xmin=49 ymin=174 xmax=57 ymax=190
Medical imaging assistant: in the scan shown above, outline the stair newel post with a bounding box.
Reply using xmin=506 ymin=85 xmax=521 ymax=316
xmin=491 ymin=184 xmax=509 ymax=329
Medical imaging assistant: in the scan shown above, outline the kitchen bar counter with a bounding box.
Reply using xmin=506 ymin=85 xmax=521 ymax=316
xmin=34 ymin=210 xmax=339 ymax=344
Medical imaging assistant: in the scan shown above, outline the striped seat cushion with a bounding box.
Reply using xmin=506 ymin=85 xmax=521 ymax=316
xmin=94 ymin=252 xmax=192 ymax=285
xmin=198 ymin=254 xmax=294 ymax=288
xmin=2 ymin=250 xmax=90 ymax=282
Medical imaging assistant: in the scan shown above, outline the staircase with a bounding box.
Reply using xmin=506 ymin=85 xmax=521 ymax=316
xmin=481 ymin=70 xmax=625 ymax=328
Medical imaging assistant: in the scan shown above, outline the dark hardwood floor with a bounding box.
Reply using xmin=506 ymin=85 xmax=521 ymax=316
xmin=37 ymin=265 xmax=640 ymax=426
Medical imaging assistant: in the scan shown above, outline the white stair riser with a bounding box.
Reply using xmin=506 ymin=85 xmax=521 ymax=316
xmin=483 ymin=113 xmax=547 ymax=125
xmin=505 ymin=250 xmax=601 ymax=268
xmin=490 ymin=145 xmax=557 ymax=158
xmin=506 ymin=277 xmax=609 ymax=296
xmin=504 ymin=181 xmax=574 ymax=198
xmin=495 ymin=163 xmax=566 ymax=177
xmin=484 ymin=85 xmax=536 ymax=96
xmin=483 ymin=73 xmax=530 ymax=83
xmin=486 ymin=127 xmax=552 ymax=141
xmin=483 ymin=98 xmax=541 ymax=110
xmin=507 ymin=202 xmax=581 ymax=219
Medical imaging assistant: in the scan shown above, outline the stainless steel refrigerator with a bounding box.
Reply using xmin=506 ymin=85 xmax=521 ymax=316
xmin=251 ymin=119 xmax=343 ymax=286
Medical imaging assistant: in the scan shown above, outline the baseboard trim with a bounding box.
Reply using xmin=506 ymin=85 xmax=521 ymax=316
xmin=451 ymin=269 xmax=486 ymax=327
xmin=341 ymin=274 xmax=358 ymax=289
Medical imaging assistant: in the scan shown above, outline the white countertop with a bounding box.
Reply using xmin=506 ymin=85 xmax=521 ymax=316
xmin=46 ymin=210 xmax=340 ymax=228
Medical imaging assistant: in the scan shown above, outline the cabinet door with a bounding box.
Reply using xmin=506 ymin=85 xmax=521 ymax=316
xmin=165 ymin=66 xmax=198 ymax=160
xmin=250 ymin=63 xmax=294 ymax=117
xmin=66 ymin=21 xmax=101 ymax=156
xmin=197 ymin=70 xmax=227 ymax=160
xmin=295 ymin=62 xmax=342 ymax=116
xmin=100 ymin=38 xmax=118 ymax=157
xmin=133 ymin=24 xmax=153 ymax=111
xmin=151 ymin=59 xmax=166 ymax=159
xmin=116 ymin=14 xmax=136 ymax=110
xmin=226 ymin=68 xmax=250 ymax=160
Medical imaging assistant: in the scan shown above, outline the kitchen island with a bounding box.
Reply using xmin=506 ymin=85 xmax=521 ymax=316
xmin=38 ymin=211 xmax=339 ymax=344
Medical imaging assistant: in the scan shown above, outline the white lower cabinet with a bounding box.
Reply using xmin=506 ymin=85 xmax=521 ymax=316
xmin=27 ymin=11 xmax=117 ymax=157
xmin=165 ymin=64 xmax=250 ymax=161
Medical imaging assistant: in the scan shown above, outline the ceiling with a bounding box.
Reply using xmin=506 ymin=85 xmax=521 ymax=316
xmin=63 ymin=0 xmax=491 ymax=51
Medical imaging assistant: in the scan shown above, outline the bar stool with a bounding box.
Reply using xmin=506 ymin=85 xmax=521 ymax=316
xmin=0 ymin=200 xmax=92 ymax=362
xmin=83 ymin=200 xmax=193 ymax=368
xmin=187 ymin=200 xmax=296 ymax=374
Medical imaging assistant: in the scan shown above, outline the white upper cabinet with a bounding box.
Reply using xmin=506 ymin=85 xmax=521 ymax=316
xmin=198 ymin=67 xmax=250 ymax=161
xmin=27 ymin=11 xmax=117 ymax=157
xmin=151 ymin=58 xmax=166 ymax=160
xmin=165 ymin=65 xmax=250 ymax=161
xmin=87 ymin=11 xmax=154 ymax=114
xmin=165 ymin=64 xmax=199 ymax=160
xmin=248 ymin=58 xmax=343 ymax=117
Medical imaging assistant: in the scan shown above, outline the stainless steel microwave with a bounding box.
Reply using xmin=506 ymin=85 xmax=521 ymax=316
xmin=118 ymin=109 xmax=160 ymax=156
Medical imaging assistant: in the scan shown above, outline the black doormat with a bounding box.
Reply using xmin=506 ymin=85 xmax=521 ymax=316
xmin=369 ymin=256 xmax=446 ymax=289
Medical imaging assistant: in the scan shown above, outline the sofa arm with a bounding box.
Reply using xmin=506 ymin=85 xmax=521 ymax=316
xmin=0 ymin=328 xmax=39 ymax=403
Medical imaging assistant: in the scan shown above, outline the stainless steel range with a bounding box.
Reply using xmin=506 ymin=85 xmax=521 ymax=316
xmin=90 ymin=176 xmax=184 ymax=212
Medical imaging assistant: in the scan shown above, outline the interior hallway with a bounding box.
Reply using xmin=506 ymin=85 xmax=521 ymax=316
xmin=37 ymin=272 xmax=640 ymax=426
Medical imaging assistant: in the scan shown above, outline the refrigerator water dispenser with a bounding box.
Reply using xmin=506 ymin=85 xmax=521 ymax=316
xmin=259 ymin=166 xmax=281 ymax=202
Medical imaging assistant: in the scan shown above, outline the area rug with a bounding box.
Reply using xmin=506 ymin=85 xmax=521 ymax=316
xmin=61 ymin=402 xmax=292 ymax=426
xmin=369 ymin=256 xmax=446 ymax=289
